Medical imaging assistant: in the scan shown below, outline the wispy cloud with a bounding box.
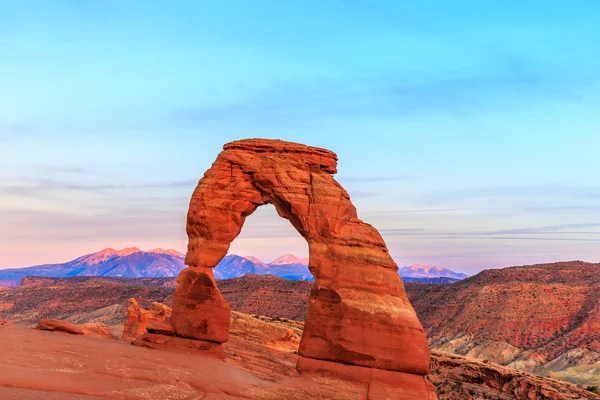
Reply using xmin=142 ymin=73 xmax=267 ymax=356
xmin=362 ymin=208 xmax=470 ymax=214
xmin=523 ymin=205 xmax=600 ymax=212
xmin=377 ymin=221 xmax=600 ymax=242
xmin=39 ymin=166 xmax=93 ymax=175
xmin=485 ymin=223 xmax=600 ymax=235
xmin=1 ymin=177 xmax=197 ymax=197
xmin=339 ymin=176 xmax=412 ymax=183
xmin=347 ymin=190 xmax=380 ymax=198
xmin=414 ymin=183 xmax=600 ymax=206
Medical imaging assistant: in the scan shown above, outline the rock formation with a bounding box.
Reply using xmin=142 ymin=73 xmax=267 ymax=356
xmin=122 ymin=298 xmax=171 ymax=342
xmin=170 ymin=138 xmax=435 ymax=397
xmin=36 ymin=319 xmax=84 ymax=335
xmin=0 ymin=316 xmax=11 ymax=326
xmin=123 ymin=299 xmax=221 ymax=357
xmin=430 ymin=350 xmax=598 ymax=400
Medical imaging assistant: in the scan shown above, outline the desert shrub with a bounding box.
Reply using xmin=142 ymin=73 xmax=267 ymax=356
xmin=585 ymin=386 xmax=599 ymax=394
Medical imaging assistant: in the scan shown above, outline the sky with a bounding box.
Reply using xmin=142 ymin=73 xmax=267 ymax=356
xmin=1 ymin=1 xmax=599 ymax=274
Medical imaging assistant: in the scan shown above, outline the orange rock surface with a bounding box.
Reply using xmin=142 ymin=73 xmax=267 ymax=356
xmin=36 ymin=319 xmax=84 ymax=335
xmin=170 ymin=138 xmax=433 ymax=395
xmin=122 ymin=298 xmax=171 ymax=342
xmin=2 ymin=315 xmax=595 ymax=399
xmin=0 ymin=324 xmax=436 ymax=400
xmin=80 ymin=323 xmax=119 ymax=339
xmin=430 ymin=350 xmax=598 ymax=399
xmin=133 ymin=332 xmax=226 ymax=359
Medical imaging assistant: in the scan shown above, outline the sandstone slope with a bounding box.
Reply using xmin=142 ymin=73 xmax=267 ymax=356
xmin=2 ymin=311 xmax=597 ymax=400
xmin=406 ymin=261 xmax=600 ymax=385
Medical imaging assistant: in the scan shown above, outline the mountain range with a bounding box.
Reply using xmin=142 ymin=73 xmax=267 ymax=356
xmin=397 ymin=264 xmax=469 ymax=280
xmin=0 ymin=248 xmax=468 ymax=286
xmin=0 ymin=248 xmax=186 ymax=284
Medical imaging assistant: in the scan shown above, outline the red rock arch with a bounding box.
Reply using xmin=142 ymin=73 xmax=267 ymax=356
xmin=171 ymin=139 xmax=431 ymax=378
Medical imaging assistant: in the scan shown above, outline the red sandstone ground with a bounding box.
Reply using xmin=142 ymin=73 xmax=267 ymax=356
xmin=1 ymin=312 xmax=596 ymax=400
xmin=0 ymin=322 xmax=362 ymax=400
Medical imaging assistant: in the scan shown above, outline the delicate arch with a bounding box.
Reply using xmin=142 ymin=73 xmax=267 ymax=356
xmin=171 ymin=139 xmax=431 ymax=376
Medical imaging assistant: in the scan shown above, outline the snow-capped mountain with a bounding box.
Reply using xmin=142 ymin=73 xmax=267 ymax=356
xmin=269 ymin=254 xmax=305 ymax=265
xmin=214 ymin=254 xmax=312 ymax=281
xmin=0 ymin=248 xmax=187 ymax=284
xmin=0 ymin=248 xmax=467 ymax=287
xmin=397 ymin=264 xmax=469 ymax=280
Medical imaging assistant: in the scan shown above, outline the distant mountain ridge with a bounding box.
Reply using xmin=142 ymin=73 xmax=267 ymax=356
xmin=0 ymin=249 xmax=315 ymax=285
xmin=213 ymin=254 xmax=312 ymax=281
xmin=0 ymin=248 xmax=468 ymax=286
xmin=0 ymin=248 xmax=187 ymax=285
xmin=397 ymin=264 xmax=469 ymax=280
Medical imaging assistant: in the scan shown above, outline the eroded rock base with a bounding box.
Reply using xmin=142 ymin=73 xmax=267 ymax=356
xmin=132 ymin=333 xmax=225 ymax=360
xmin=297 ymin=357 xmax=438 ymax=400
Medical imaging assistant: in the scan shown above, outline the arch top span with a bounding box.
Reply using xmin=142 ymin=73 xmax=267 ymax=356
xmin=223 ymin=138 xmax=338 ymax=174
xmin=170 ymin=138 xmax=433 ymax=390
xmin=184 ymin=138 xmax=360 ymax=270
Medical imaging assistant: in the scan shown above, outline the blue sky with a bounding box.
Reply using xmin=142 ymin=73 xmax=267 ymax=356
xmin=1 ymin=0 xmax=599 ymax=273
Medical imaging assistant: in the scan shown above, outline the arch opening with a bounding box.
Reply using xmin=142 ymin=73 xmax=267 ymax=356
xmin=226 ymin=204 xmax=310 ymax=279
xmin=216 ymin=203 xmax=312 ymax=322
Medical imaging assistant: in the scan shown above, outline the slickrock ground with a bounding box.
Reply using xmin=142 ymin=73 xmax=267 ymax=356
xmin=1 ymin=312 xmax=596 ymax=399
xmin=0 ymin=322 xmax=368 ymax=400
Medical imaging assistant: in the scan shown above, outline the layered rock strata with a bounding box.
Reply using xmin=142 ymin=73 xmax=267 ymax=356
xmin=170 ymin=138 xmax=434 ymax=397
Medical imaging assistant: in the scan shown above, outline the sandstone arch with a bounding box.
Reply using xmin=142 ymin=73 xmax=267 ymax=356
xmin=171 ymin=139 xmax=433 ymax=393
